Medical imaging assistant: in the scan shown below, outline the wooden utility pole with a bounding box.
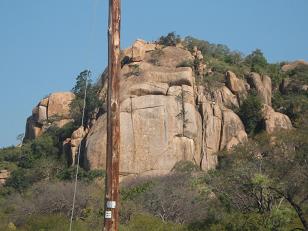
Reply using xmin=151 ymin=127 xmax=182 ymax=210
xmin=103 ymin=0 xmax=121 ymax=231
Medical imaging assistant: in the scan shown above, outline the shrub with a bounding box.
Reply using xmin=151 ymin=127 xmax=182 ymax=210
xmin=2 ymin=181 xmax=102 ymax=226
xmin=21 ymin=214 xmax=90 ymax=231
xmin=245 ymin=49 xmax=268 ymax=74
xmin=124 ymin=64 xmax=141 ymax=77
xmin=148 ymin=49 xmax=164 ymax=66
xmin=57 ymin=167 xmax=105 ymax=182
xmin=0 ymin=146 xmax=20 ymax=163
xmin=121 ymin=173 xmax=212 ymax=224
xmin=287 ymin=63 xmax=308 ymax=83
xmin=171 ymin=161 xmax=200 ymax=173
xmin=184 ymin=37 xmax=231 ymax=61
xmin=29 ymin=134 xmax=58 ymax=159
xmin=121 ymin=181 xmax=154 ymax=201
xmin=266 ymin=63 xmax=287 ymax=88
xmin=237 ymin=93 xmax=263 ymax=135
xmin=197 ymin=73 xmax=225 ymax=90
xmin=120 ymin=213 xmax=188 ymax=231
xmin=4 ymin=169 xmax=36 ymax=192
xmin=176 ymin=60 xmax=194 ymax=68
xmin=158 ymin=32 xmax=181 ymax=47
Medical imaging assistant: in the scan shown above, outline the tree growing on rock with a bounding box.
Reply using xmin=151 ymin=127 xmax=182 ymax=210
xmin=245 ymin=49 xmax=268 ymax=74
xmin=158 ymin=32 xmax=181 ymax=47
xmin=70 ymin=70 xmax=102 ymax=127
xmin=237 ymin=93 xmax=263 ymax=135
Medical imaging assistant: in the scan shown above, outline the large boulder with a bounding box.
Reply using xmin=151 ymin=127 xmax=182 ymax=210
xmin=24 ymin=92 xmax=75 ymax=140
xmin=85 ymin=44 xmax=202 ymax=175
xmin=47 ymin=92 xmax=75 ymax=119
xmin=0 ymin=170 xmax=10 ymax=186
xmin=85 ymin=93 xmax=202 ymax=175
xmin=123 ymin=39 xmax=157 ymax=62
xmin=262 ymin=105 xmax=293 ymax=134
xmin=67 ymin=126 xmax=88 ymax=166
xmin=144 ymin=46 xmax=194 ymax=68
xmin=225 ymin=71 xmax=247 ymax=104
xmin=281 ymin=60 xmax=308 ymax=72
xmin=247 ymin=72 xmax=272 ymax=105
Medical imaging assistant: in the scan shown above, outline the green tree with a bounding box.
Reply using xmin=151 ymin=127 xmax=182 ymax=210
xmin=237 ymin=93 xmax=263 ymax=135
xmin=70 ymin=70 xmax=102 ymax=127
xmin=158 ymin=32 xmax=181 ymax=47
xmin=207 ymin=128 xmax=308 ymax=230
xmin=245 ymin=49 xmax=268 ymax=73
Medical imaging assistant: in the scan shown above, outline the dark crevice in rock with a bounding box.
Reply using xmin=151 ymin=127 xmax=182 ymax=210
xmin=133 ymin=105 xmax=165 ymax=111
xmin=130 ymin=97 xmax=137 ymax=161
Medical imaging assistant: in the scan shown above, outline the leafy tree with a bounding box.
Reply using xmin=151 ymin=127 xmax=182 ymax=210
xmin=158 ymin=32 xmax=181 ymax=47
xmin=245 ymin=49 xmax=268 ymax=73
xmin=237 ymin=93 xmax=263 ymax=135
xmin=5 ymin=169 xmax=36 ymax=192
xmin=207 ymin=127 xmax=308 ymax=230
xmin=224 ymin=51 xmax=244 ymax=65
xmin=266 ymin=63 xmax=287 ymax=88
xmin=70 ymin=70 xmax=103 ymax=127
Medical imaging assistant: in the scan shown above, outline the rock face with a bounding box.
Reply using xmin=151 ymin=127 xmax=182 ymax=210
xmin=262 ymin=105 xmax=293 ymax=134
xmin=23 ymin=40 xmax=293 ymax=177
xmin=247 ymin=72 xmax=272 ymax=106
xmin=281 ymin=60 xmax=308 ymax=72
xmin=225 ymin=71 xmax=247 ymax=105
xmin=84 ymin=43 xmax=248 ymax=175
xmin=85 ymin=46 xmax=203 ymax=175
xmin=0 ymin=170 xmax=10 ymax=186
xmin=24 ymin=92 xmax=75 ymax=140
xmin=64 ymin=126 xmax=88 ymax=166
xmin=196 ymin=86 xmax=247 ymax=170
xmin=123 ymin=39 xmax=158 ymax=62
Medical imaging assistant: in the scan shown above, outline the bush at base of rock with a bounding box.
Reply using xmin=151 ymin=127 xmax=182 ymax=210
xmin=237 ymin=93 xmax=263 ymax=135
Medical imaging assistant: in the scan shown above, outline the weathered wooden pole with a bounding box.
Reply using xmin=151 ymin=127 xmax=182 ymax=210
xmin=103 ymin=0 xmax=121 ymax=230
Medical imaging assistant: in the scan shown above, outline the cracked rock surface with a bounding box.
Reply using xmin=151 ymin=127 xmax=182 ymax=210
xmin=24 ymin=40 xmax=293 ymax=177
xmin=84 ymin=42 xmax=249 ymax=175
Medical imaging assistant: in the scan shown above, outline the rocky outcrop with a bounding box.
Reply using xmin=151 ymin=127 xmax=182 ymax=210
xmin=262 ymin=105 xmax=293 ymax=134
xmin=84 ymin=44 xmax=249 ymax=174
xmin=64 ymin=126 xmax=88 ymax=166
xmin=281 ymin=60 xmax=308 ymax=72
xmin=280 ymin=78 xmax=308 ymax=94
xmin=123 ymin=39 xmax=158 ymax=62
xmin=0 ymin=170 xmax=10 ymax=186
xmin=85 ymin=46 xmax=202 ymax=174
xmin=225 ymin=71 xmax=248 ymax=105
xmin=192 ymin=46 xmax=206 ymax=76
xmin=196 ymin=86 xmax=247 ymax=170
xmin=23 ymin=40 xmax=294 ymax=177
xmin=24 ymin=92 xmax=75 ymax=140
xmin=247 ymin=72 xmax=272 ymax=106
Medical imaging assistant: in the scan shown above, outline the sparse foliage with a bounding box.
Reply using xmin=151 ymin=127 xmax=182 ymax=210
xmin=70 ymin=70 xmax=103 ymax=127
xmin=158 ymin=32 xmax=181 ymax=47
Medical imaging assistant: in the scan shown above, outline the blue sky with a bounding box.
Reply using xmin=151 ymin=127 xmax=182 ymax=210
xmin=0 ymin=0 xmax=307 ymax=147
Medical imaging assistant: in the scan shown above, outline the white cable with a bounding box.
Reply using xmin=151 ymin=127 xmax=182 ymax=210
xmin=69 ymin=71 xmax=89 ymax=231
xmin=69 ymin=0 xmax=100 ymax=230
